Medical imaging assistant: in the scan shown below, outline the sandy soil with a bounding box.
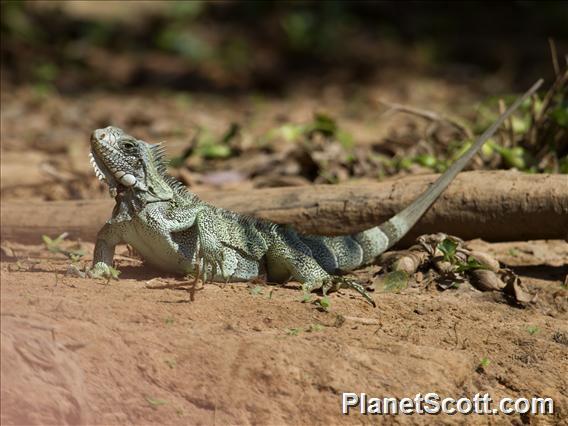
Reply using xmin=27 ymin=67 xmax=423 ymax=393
xmin=1 ymin=239 xmax=567 ymax=425
xmin=1 ymin=82 xmax=567 ymax=425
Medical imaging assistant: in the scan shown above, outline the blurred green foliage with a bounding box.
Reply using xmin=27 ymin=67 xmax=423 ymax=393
xmin=176 ymin=87 xmax=566 ymax=177
xmin=2 ymin=1 xmax=566 ymax=91
xmin=264 ymin=112 xmax=352 ymax=148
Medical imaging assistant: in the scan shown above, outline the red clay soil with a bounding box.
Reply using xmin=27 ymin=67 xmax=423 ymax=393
xmin=1 ymin=240 xmax=567 ymax=425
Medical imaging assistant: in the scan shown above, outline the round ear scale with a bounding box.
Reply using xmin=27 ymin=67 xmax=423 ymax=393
xmin=119 ymin=174 xmax=137 ymax=187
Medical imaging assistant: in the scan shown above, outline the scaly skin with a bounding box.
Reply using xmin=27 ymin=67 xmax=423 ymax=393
xmin=90 ymin=81 xmax=542 ymax=305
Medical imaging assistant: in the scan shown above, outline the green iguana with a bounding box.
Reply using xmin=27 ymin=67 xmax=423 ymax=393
xmin=90 ymin=80 xmax=542 ymax=306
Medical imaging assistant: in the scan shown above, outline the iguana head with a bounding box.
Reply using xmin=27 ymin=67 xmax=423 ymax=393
xmin=90 ymin=126 xmax=173 ymax=201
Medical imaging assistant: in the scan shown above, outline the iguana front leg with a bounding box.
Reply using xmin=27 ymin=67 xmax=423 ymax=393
xmin=91 ymin=222 xmax=125 ymax=275
xmin=193 ymin=211 xmax=229 ymax=281
xmin=154 ymin=206 xmax=232 ymax=281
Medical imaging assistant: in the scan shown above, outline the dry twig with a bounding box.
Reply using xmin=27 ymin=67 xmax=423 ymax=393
xmin=378 ymin=99 xmax=474 ymax=140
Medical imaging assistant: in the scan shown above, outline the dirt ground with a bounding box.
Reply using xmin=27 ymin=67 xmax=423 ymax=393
xmin=1 ymin=239 xmax=567 ymax=425
xmin=1 ymin=78 xmax=567 ymax=425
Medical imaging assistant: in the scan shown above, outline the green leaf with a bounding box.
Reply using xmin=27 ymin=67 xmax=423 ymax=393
xmin=397 ymin=157 xmax=413 ymax=171
xmin=146 ymin=396 xmax=167 ymax=408
xmin=190 ymin=128 xmax=235 ymax=160
xmin=551 ymin=106 xmax=568 ymax=128
xmin=278 ymin=124 xmax=305 ymax=142
xmin=286 ymin=327 xmax=302 ymax=336
xmin=337 ymin=130 xmax=353 ymax=149
xmin=42 ymin=232 xmax=68 ymax=253
xmin=455 ymin=256 xmax=485 ymax=272
xmin=494 ymin=145 xmax=527 ymax=170
xmin=90 ymin=265 xmax=121 ymax=282
xmin=197 ymin=143 xmax=232 ymax=159
xmin=451 ymin=141 xmax=473 ymax=161
xmin=481 ymin=140 xmax=495 ymax=157
xmin=414 ymin=154 xmax=437 ymax=169
xmin=68 ymin=252 xmax=84 ymax=263
xmin=527 ymin=325 xmax=540 ymax=335
xmin=438 ymin=238 xmax=458 ymax=263
xmin=108 ymin=266 xmax=121 ymax=280
xmin=316 ymin=296 xmax=331 ymax=310
xmin=382 ymin=270 xmax=409 ymax=293
xmin=249 ymin=285 xmax=263 ymax=296
xmin=511 ymin=115 xmax=529 ymax=134
xmin=308 ymin=112 xmax=338 ymax=137
xmin=307 ymin=323 xmax=324 ymax=332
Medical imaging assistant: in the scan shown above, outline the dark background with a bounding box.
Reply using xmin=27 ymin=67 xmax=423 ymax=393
xmin=2 ymin=1 xmax=567 ymax=94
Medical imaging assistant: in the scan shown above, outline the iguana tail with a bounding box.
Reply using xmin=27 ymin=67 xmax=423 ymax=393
xmin=354 ymin=79 xmax=543 ymax=263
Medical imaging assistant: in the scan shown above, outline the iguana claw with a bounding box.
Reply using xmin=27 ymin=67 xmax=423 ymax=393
xmin=303 ymin=276 xmax=376 ymax=307
xmin=196 ymin=247 xmax=226 ymax=283
xmin=88 ymin=262 xmax=112 ymax=279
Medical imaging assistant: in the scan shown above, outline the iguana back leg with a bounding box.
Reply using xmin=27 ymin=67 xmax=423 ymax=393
xmin=266 ymin=227 xmax=375 ymax=305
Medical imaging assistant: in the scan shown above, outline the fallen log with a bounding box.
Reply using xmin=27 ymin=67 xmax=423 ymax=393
xmin=1 ymin=171 xmax=567 ymax=245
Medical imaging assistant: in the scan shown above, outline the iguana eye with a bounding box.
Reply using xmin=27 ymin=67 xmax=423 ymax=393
xmin=122 ymin=141 xmax=136 ymax=150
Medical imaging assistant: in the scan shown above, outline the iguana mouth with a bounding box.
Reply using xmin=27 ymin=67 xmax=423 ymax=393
xmin=89 ymin=152 xmax=107 ymax=182
xmin=89 ymin=151 xmax=124 ymax=197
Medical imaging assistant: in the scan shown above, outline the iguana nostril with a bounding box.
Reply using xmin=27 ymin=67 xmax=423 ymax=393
xmin=93 ymin=129 xmax=107 ymax=141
